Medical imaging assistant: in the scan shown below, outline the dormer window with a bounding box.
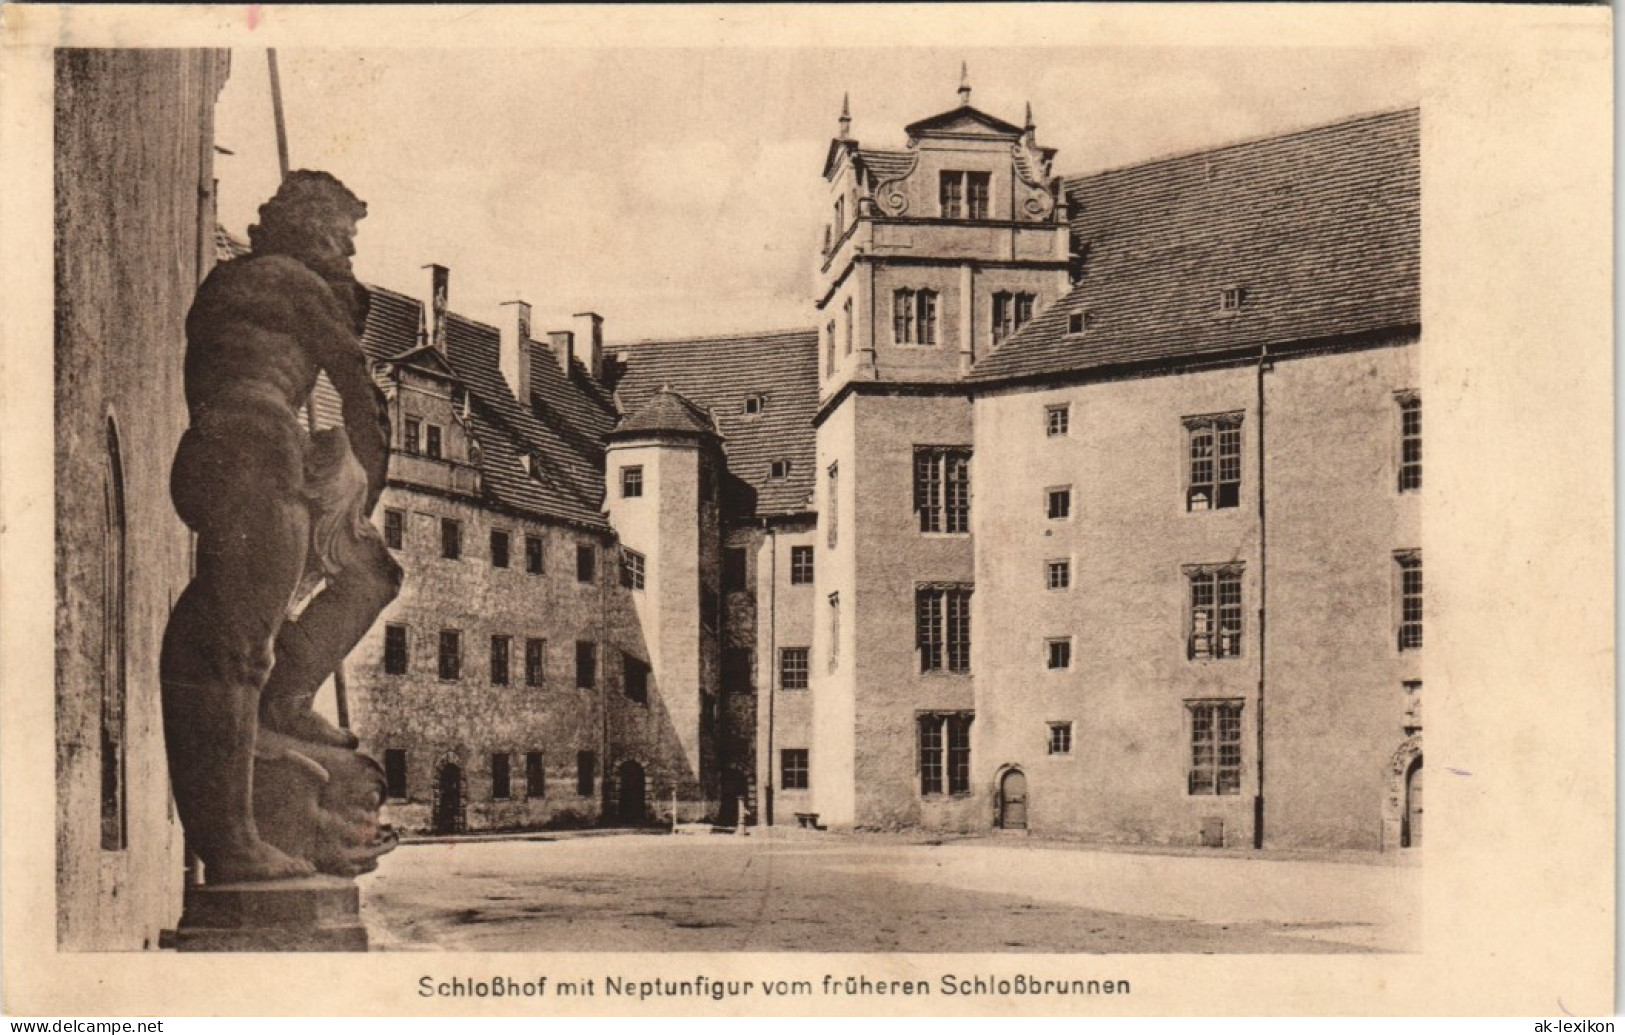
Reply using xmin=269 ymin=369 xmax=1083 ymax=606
xmin=939 ymin=171 xmax=990 ymax=220
xmin=1067 ymin=310 xmax=1098 ymax=335
xmin=770 ymin=459 xmax=791 ymax=480
xmin=1220 ymin=287 xmax=1248 ymax=313
xmin=745 ymin=394 xmax=766 ymax=416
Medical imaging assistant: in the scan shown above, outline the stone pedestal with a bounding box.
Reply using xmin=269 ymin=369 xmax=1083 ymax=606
xmin=175 ymin=875 xmax=368 ymax=952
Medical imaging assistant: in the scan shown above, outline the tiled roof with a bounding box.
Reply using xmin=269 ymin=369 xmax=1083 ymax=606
xmin=968 ymin=108 xmax=1420 ymax=384
xmin=351 ymin=286 xmax=616 ymax=530
xmin=611 ymin=330 xmax=820 ymax=518
xmin=612 ymin=388 xmax=719 ymax=439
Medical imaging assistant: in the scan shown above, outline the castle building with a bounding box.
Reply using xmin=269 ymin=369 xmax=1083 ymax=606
xmin=319 ymin=79 xmax=1421 ymax=852
xmin=58 ymin=58 xmax=1421 ymax=927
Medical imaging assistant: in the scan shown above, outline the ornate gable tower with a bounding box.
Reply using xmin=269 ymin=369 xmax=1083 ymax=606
xmin=809 ymin=73 xmax=1071 ymax=829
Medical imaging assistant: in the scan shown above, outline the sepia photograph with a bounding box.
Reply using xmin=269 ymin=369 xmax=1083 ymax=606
xmin=2 ymin=2 xmax=1612 ymax=1019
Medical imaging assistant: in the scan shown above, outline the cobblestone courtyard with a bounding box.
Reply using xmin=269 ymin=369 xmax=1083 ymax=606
xmin=361 ymin=831 xmax=1419 ymax=953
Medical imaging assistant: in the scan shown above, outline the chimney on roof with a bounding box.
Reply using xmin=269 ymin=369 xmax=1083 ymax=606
xmin=423 ymin=263 xmax=449 ymax=353
xmin=499 ymin=300 xmax=533 ymax=403
xmin=547 ymin=329 xmax=574 ymax=376
xmin=572 ymin=312 xmax=604 ymax=381
xmin=958 ymin=62 xmax=971 ymax=107
xmin=838 ymin=93 xmax=851 ymax=139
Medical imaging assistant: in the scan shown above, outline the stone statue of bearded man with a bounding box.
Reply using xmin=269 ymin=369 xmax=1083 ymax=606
xmin=160 ymin=171 xmax=400 ymax=884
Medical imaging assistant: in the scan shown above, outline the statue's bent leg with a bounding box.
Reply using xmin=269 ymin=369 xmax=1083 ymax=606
xmin=160 ymin=491 xmax=316 ymax=883
xmin=261 ymin=528 xmax=403 ymax=748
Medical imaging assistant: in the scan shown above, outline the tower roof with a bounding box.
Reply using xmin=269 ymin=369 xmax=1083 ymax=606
xmin=610 ymin=386 xmax=720 ymax=440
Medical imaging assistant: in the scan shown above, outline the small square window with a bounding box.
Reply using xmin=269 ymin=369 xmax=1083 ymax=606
xmin=1047 ymin=487 xmax=1072 ymax=520
xmin=620 ymin=547 xmax=646 ymax=590
xmin=790 ymin=545 xmax=815 ymax=585
xmin=781 ymin=749 xmax=810 ymax=791
xmin=383 ymin=509 xmax=404 ymax=550
xmin=780 ymin=647 xmax=810 ymax=691
xmin=490 ymin=529 xmax=510 ymax=569
xmin=1219 ymin=287 xmax=1247 ymax=312
xmin=745 ymin=395 xmax=766 ymax=415
xmin=576 ymin=544 xmax=596 ymax=583
xmin=1046 ymin=637 xmax=1072 ymax=670
xmin=1047 ymin=722 xmax=1073 ymax=756
xmin=1046 ymin=560 xmax=1071 ymax=590
xmin=770 ymin=459 xmax=791 ymax=480
xmin=621 ymin=465 xmax=644 ymax=498
xmin=441 ymin=518 xmax=462 ymax=560
xmin=1067 ymin=311 xmax=1098 ymax=335
xmin=1046 ymin=404 xmax=1070 ymax=437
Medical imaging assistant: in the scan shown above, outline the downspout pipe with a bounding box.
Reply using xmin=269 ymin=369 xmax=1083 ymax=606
xmin=764 ymin=523 xmax=778 ymax=827
xmin=1254 ymin=342 xmax=1270 ymax=849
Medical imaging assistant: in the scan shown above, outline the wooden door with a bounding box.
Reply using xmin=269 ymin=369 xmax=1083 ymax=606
xmin=617 ymin=761 xmax=647 ymax=826
xmin=1404 ymin=758 xmax=1423 ymax=848
xmin=433 ymin=761 xmax=464 ymax=835
xmin=999 ymin=769 xmax=1028 ymax=830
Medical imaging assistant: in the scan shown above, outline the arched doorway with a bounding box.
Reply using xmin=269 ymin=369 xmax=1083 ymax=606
xmin=719 ymin=768 xmax=747 ymax=827
xmin=432 ymin=760 xmax=465 ymax=835
xmin=1402 ymin=757 xmax=1423 ymax=848
xmin=997 ymin=768 xmax=1028 ymax=830
xmin=616 ymin=761 xmax=647 ymax=826
xmin=1383 ymin=734 xmax=1423 ymax=851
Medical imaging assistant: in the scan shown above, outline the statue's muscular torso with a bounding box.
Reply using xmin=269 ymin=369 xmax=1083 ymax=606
xmin=184 ymin=254 xmax=357 ymax=419
xmin=178 ymin=253 xmax=387 ymax=514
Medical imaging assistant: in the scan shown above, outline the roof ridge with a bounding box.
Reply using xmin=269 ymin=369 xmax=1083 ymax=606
xmin=613 ymin=327 xmax=818 ymax=348
xmin=1062 ymin=106 xmax=1418 ymax=184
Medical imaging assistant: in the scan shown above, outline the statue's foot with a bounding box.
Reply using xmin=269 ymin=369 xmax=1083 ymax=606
xmin=261 ymin=704 xmax=359 ymax=750
xmin=207 ymin=840 xmax=317 ymax=884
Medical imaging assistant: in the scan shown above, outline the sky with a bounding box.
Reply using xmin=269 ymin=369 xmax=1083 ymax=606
xmin=213 ymin=46 xmax=1418 ymax=344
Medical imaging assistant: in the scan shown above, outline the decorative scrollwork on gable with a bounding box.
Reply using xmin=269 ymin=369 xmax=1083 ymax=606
xmin=869 ymin=153 xmax=919 ymax=217
xmin=1011 ymin=143 xmax=1057 ymax=222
